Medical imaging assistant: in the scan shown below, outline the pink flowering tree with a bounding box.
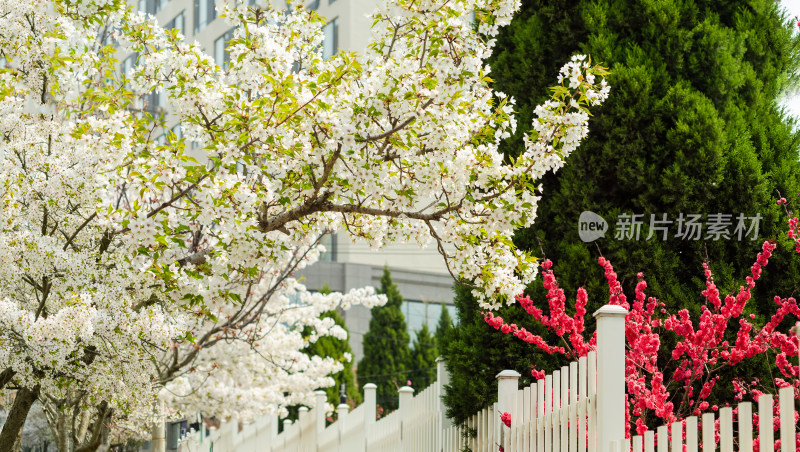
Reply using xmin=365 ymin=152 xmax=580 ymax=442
xmin=486 ymin=209 xmax=800 ymax=440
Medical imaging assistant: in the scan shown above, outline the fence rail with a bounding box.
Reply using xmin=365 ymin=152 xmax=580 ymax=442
xmin=172 ymin=304 xmax=799 ymax=452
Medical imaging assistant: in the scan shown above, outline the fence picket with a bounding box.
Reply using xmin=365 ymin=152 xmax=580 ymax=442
xmin=720 ymin=407 xmax=733 ymax=452
xmin=554 ymin=370 xmax=561 ymax=452
xmin=644 ymin=431 xmax=654 ymax=452
xmin=588 ymin=351 xmax=597 ymax=452
xmin=656 ymin=426 xmax=667 ymax=452
xmin=518 ymin=386 xmax=524 ymax=452
xmin=780 ymin=386 xmax=796 ymax=452
xmin=538 ymin=379 xmax=545 ymax=452
xmin=561 ymin=366 xmax=569 ymax=452
xmin=670 ymin=422 xmax=681 ymax=452
xmin=702 ymin=413 xmax=715 ymax=452
xmin=758 ymin=394 xmax=774 ymax=452
xmin=489 ymin=403 xmax=496 ymax=450
xmin=570 ymin=362 xmax=578 ymax=452
xmin=523 ymin=384 xmax=531 ymax=452
xmin=632 ymin=436 xmax=642 ymax=452
xmin=578 ymin=356 xmax=587 ymax=452
xmin=738 ymin=402 xmax=752 ymax=452
xmin=685 ymin=416 xmax=697 ymax=452
xmin=530 ymin=383 xmax=537 ymax=452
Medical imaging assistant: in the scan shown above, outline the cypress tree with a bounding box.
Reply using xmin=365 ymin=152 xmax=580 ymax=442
xmin=444 ymin=0 xmax=800 ymax=424
xmin=357 ymin=267 xmax=411 ymax=410
xmin=305 ymin=310 xmax=362 ymax=406
xmin=435 ymin=303 xmax=454 ymax=347
xmin=409 ymin=323 xmax=438 ymax=391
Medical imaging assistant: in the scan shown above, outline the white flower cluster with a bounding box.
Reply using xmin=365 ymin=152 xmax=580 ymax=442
xmin=0 ymin=0 xmax=608 ymax=441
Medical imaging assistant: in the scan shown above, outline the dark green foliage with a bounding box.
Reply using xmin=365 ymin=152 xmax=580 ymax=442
xmin=409 ymin=323 xmax=438 ymax=391
xmin=357 ymin=267 xmax=411 ymax=410
xmin=305 ymin=310 xmax=362 ymax=406
xmin=444 ymin=0 xmax=800 ymax=426
xmin=435 ymin=303 xmax=454 ymax=346
xmin=494 ymin=0 xmax=800 ymax=319
xmin=440 ymin=284 xmax=562 ymax=426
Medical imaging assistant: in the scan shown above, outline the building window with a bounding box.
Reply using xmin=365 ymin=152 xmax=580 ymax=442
xmin=402 ymin=301 xmax=458 ymax=343
xmin=138 ymin=0 xmax=167 ymax=15
xmin=322 ymin=18 xmax=338 ymax=60
xmin=194 ymin=0 xmax=217 ymax=33
xmin=214 ymin=28 xmax=236 ymax=69
xmin=122 ymin=53 xmax=139 ymax=79
xmin=165 ymin=12 xmax=185 ymax=36
xmin=306 ymin=0 xmax=319 ymax=11
xmin=144 ymin=91 xmax=163 ymax=112
xmin=319 ymin=233 xmax=337 ymax=262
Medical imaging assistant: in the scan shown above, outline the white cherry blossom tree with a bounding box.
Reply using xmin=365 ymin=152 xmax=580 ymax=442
xmin=0 ymin=0 xmax=608 ymax=447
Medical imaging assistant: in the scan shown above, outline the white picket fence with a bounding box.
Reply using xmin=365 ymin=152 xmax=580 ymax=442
xmin=175 ymin=304 xmax=800 ymax=452
xmin=451 ymin=352 xmax=598 ymax=452
xmin=615 ymin=387 xmax=797 ymax=452
xmin=174 ymin=415 xmax=273 ymax=452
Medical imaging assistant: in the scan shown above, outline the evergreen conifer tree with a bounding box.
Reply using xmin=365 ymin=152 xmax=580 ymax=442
xmin=444 ymin=0 xmax=800 ymax=424
xmin=409 ymin=323 xmax=438 ymax=391
xmin=357 ymin=267 xmax=411 ymax=410
xmin=435 ymin=303 xmax=454 ymax=347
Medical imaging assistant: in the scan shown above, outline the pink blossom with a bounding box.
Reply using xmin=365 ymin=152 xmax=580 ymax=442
xmin=489 ymin=221 xmax=800 ymax=439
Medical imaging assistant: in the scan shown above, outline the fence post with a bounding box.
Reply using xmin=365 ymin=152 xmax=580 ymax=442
xmin=594 ymin=304 xmax=628 ymax=452
xmin=399 ymin=386 xmax=415 ymax=451
xmin=496 ymin=369 xmax=521 ymax=449
xmin=315 ymin=390 xmax=327 ymax=436
xmin=364 ymin=383 xmax=377 ymax=451
xmin=269 ymin=414 xmax=278 ymax=451
xmin=299 ymin=406 xmax=309 ymax=450
xmin=436 ymin=357 xmax=450 ymax=452
xmin=496 ymin=369 xmax=521 ymax=418
xmin=261 ymin=414 xmax=277 ymax=452
xmin=337 ymin=403 xmax=349 ymax=452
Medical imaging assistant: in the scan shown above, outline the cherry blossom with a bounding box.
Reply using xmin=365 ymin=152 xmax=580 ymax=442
xmin=0 ymin=0 xmax=608 ymax=446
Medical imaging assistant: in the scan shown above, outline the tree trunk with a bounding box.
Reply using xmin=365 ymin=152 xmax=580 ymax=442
xmin=75 ymin=408 xmax=92 ymax=445
xmin=11 ymin=431 xmax=21 ymax=452
xmin=0 ymin=386 xmax=40 ymax=452
xmin=56 ymin=409 xmax=68 ymax=452
xmin=74 ymin=402 xmax=109 ymax=452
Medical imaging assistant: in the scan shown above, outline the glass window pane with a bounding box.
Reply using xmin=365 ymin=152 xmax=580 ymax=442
xmin=322 ymin=18 xmax=338 ymax=59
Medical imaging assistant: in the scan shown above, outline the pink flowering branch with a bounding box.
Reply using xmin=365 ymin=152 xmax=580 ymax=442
xmin=486 ymin=208 xmax=800 ymax=439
